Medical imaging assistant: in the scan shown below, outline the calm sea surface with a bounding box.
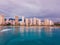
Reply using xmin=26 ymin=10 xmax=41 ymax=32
xmin=0 ymin=26 xmax=60 ymax=45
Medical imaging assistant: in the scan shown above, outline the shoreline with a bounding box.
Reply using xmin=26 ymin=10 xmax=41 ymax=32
xmin=0 ymin=25 xmax=60 ymax=27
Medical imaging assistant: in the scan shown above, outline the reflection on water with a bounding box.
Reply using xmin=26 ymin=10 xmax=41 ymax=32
xmin=0 ymin=26 xmax=60 ymax=45
xmin=44 ymin=26 xmax=53 ymax=37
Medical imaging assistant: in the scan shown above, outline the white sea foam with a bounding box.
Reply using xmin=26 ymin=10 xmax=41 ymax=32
xmin=0 ymin=29 xmax=11 ymax=32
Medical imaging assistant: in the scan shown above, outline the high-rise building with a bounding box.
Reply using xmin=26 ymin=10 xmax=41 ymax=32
xmin=20 ymin=16 xmax=25 ymax=26
xmin=2 ymin=15 xmax=5 ymax=25
xmin=19 ymin=16 xmax=25 ymax=26
xmin=33 ymin=17 xmax=37 ymax=26
xmin=0 ymin=15 xmax=5 ymax=25
xmin=25 ymin=18 xmax=29 ymax=26
xmin=44 ymin=19 xmax=50 ymax=26
xmin=49 ymin=20 xmax=54 ymax=25
xmin=22 ymin=16 xmax=24 ymax=23
xmin=15 ymin=16 xmax=19 ymax=25
xmin=29 ymin=18 xmax=33 ymax=26
xmin=37 ymin=18 xmax=41 ymax=26
xmin=44 ymin=19 xmax=54 ymax=26
xmin=0 ymin=15 xmax=3 ymax=25
xmin=12 ymin=20 xmax=15 ymax=25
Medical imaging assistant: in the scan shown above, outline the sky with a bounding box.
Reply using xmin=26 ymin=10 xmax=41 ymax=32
xmin=0 ymin=0 xmax=60 ymax=22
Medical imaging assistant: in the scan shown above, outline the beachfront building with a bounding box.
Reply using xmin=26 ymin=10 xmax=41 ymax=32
xmin=5 ymin=18 xmax=15 ymax=26
xmin=49 ymin=20 xmax=54 ymax=25
xmin=44 ymin=19 xmax=54 ymax=26
xmin=29 ymin=18 xmax=33 ymax=26
xmin=25 ymin=18 xmax=29 ymax=26
xmin=33 ymin=17 xmax=37 ymax=26
xmin=36 ymin=18 xmax=41 ymax=26
xmin=41 ymin=22 xmax=44 ymax=26
xmin=2 ymin=15 xmax=5 ymax=25
xmin=44 ymin=19 xmax=50 ymax=26
xmin=0 ymin=15 xmax=3 ymax=25
xmin=9 ymin=18 xmax=15 ymax=25
xmin=12 ymin=20 xmax=15 ymax=26
xmin=19 ymin=16 xmax=25 ymax=26
xmin=0 ymin=15 xmax=5 ymax=25
xmin=15 ymin=16 xmax=19 ymax=25
xmin=5 ymin=19 xmax=9 ymax=24
xmin=0 ymin=14 xmax=54 ymax=26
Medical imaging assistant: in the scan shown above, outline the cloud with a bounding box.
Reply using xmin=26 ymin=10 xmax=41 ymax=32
xmin=0 ymin=0 xmax=60 ymax=21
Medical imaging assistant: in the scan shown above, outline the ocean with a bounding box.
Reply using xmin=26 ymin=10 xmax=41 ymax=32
xmin=0 ymin=26 xmax=60 ymax=45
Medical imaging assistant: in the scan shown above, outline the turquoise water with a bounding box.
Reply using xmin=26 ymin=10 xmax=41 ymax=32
xmin=0 ymin=26 xmax=60 ymax=45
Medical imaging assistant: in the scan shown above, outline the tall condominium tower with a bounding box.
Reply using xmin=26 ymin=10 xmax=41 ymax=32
xmin=37 ymin=18 xmax=41 ymax=26
xmin=0 ymin=15 xmax=5 ymax=25
xmin=25 ymin=18 xmax=29 ymax=26
xmin=15 ymin=16 xmax=19 ymax=25
xmin=33 ymin=17 xmax=37 ymax=26
xmin=29 ymin=18 xmax=33 ymax=26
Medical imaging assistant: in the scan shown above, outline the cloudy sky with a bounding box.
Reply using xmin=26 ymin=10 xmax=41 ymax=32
xmin=0 ymin=0 xmax=60 ymax=22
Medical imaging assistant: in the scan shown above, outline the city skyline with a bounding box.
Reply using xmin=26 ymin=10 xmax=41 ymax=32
xmin=0 ymin=14 xmax=60 ymax=22
xmin=0 ymin=0 xmax=60 ymax=22
xmin=0 ymin=15 xmax=54 ymax=26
